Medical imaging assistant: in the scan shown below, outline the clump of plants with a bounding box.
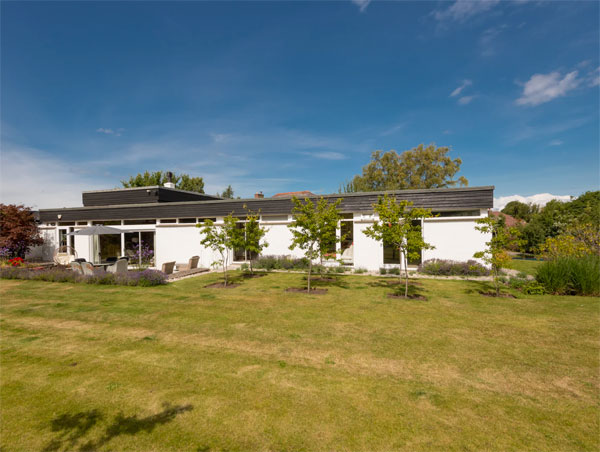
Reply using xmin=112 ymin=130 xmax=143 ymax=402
xmin=536 ymin=255 xmax=599 ymax=296
xmin=0 ymin=267 xmax=167 ymax=286
xmin=254 ymin=255 xmax=310 ymax=271
xmin=418 ymin=259 xmax=490 ymax=277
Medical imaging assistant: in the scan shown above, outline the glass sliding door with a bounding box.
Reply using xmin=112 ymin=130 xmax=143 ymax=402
xmin=124 ymin=231 xmax=155 ymax=267
xmin=99 ymin=234 xmax=121 ymax=262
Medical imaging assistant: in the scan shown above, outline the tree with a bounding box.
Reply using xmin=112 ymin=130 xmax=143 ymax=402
xmin=473 ymin=216 xmax=519 ymax=296
xmin=364 ymin=195 xmax=435 ymax=297
xmin=197 ymin=214 xmax=238 ymax=286
xmin=288 ymin=196 xmax=343 ymax=292
xmin=501 ymin=201 xmax=539 ymax=222
xmin=539 ymin=222 xmax=600 ymax=259
xmin=341 ymin=144 xmax=468 ymax=193
xmin=121 ymin=171 xmax=205 ymax=193
xmin=218 ymin=185 xmax=235 ymax=199
xmin=0 ymin=204 xmax=43 ymax=259
xmin=233 ymin=206 xmax=269 ymax=274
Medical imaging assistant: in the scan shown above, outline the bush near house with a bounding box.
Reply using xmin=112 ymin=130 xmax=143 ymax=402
xmin=418 ymin=259 xmax=490 ymax=277
xmin=0 ymin=267 xmax=167 ymax=286
xmin=535 ymin=255 xmax=600 ymax=296
xmin=254 ymin=255 xmax=310 ymax=271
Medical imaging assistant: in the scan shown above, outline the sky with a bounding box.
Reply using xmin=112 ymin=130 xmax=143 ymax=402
xmin=1 ymin=0 xmax=598 ymax=210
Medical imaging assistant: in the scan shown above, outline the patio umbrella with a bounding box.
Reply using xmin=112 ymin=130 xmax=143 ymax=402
xmin=67 ymin=225 xmax=133 ymax=263
xmin=67 ymin=225 xmax=131 ymax=236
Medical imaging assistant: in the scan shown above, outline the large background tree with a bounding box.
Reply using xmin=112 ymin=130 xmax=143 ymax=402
xmin=0 ymin=204 xmax=43 ymax=258
xmin=501 ymin=201 xmax=540 ymax=222
xmin=121 ymin=171 xmax=205 ymax=193
xmin=341 ymin=144 xmax=468 ymax=193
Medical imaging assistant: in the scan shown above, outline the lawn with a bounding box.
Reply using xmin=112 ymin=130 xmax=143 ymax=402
xmin=510 ymin=257 xmax=544 ymax=276
xmin=1 ymin=272 xmax=598 ymax=451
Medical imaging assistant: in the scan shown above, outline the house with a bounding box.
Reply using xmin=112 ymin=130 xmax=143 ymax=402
xmin=488 ymin=210 xmax=525 ymax=228
xmin=32 ymin=184 xmax=494 ymax=271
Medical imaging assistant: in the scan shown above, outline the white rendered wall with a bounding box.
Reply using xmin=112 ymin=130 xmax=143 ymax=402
xmin=353 ymin=220 xmax=383 ymax=271
xmin=261 ymin=223 xmax=305 ymax=259
xmin=155 ymin=225 xmax=228 ymax=270
xmin=422 ymin=216 xmax=490 ymax=265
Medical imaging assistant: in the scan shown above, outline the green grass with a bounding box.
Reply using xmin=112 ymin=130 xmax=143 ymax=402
xmin=510 ymin=257 xmax=544 ymax=276
xmin=1 ymin=272 xmax=598 ymax=451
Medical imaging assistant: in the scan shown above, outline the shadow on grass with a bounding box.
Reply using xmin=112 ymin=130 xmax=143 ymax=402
xmin=42 ymin=402 xmax=193 ymax=452
xmin=367 ymin=278 xmax=423 ymax=289
xmin=302 ymin=274 xmax=350 ymax=289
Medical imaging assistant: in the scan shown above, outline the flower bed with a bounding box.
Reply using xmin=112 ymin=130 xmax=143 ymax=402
xmin=418 ymin=259 xmax=490 ymax=277
xmin=0 ymin=267 xmax=167 ymax=286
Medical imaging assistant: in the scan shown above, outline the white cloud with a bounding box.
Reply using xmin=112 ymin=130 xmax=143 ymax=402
xmin=305 ymin=151 xmax=347 ymax=160
xmin=210 ymin=133 xmax=231 ymax=143
xmin=494 ymin=193 xmax=571 ymax=211
xmin=549 ymin=139 xmax=563 ymax=146
xmin=380 ymin=122 xmax=407 ymax=136
xmin=0 ymin=145 xmax=108 ymax=209
xmin=433 ymin=0 xmax=500 ymax=23
xmin=458 ymin=95 xmax=475 ymax=105
xmin=351 ymin=0 xmax=371 ymax=13
xmin=96 ymin=127 xmax=123 ymax=137
xmin=479 ymin=25 xmax=507 ymax=56
xmin=516 ymin=70 xmax=579 ymax=106
xmin=588 ymin=67 xmax=600 ymax=87
xmin=450 ymin=79 xmax=472 ymax=97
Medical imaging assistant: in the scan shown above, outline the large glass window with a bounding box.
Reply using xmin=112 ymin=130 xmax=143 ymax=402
xmin=383 ymin=220 xmax=422 ymax=266
xmin=233 ymin=222 xmax=259 ymax=262
xmin=339 ymin=217 xmax=354 ymax=263
xmin=99 ymin=234 xmax=121 ymax=261
xmin=123 ymin=231 xmax=155 ymax=266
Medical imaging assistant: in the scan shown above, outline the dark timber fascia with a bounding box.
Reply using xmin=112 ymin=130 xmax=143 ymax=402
xmin=40 ymin=186 xmax=494 ymax=222
xmin=82 ymin=186 xmax=222 ymax=206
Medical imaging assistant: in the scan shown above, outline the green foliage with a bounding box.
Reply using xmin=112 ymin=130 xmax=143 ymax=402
xmin=474 ymin=216 xmax=520 ymax=296
xmin=288 ymin=196 xmax=343 ymax=292
xmin=379 ymin=267 xmax=387 ymax=275
xmin=501 ymin=201 xmax=539 ymax=222
xmin=539 ymin=222 xmax=600 ymax=259
xmin=233 ymin=206 xmax=269 ymax=273
xmin=418 ymin=259 xmax=490 ymax=277
xmin=121 ymin=171 xmax=205 ymax=193
xmin=354 ymin=267 xmax=368 ymax=274
xmin=218 ymin=185 xmax=235 ymax=199
xmin=518 ymin=191 xmax=599 ymax=254
xmin=254 ymin=255 xmax=310 ymax=271
xmin=536 ymin=255 xmax=600 ymax=296
xmin=522 ymin=281 xmax=546 ymax=295
xmin=341 ymin=144 xmax=468 ymax=193
xmin=198 ymin=214 xmax=239 ymax=285
xmin=364 ymin=195 xmax=434 ymax=297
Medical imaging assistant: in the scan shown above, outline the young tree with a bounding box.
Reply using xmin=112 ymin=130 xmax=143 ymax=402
xmin=288 ymin=196 xmax=343 ymax=292
xmin=234 ymin=206 xmax=269 ymax=274
xmin=0 ymin=204 xmax=43 ymax=258
xmin=218 ymin=185 xmax=235 ymax=199
xmin=364 ymin=195 xmax=435 ymax=297
xmin=121 ymin=171 xmax=205 ymax=193
xmin=341 ymin=144 xmax=468 ymax=193
xmin=473 ymin=216 xmax=519 ymax=296
xmin=197 ymin=214 xmax=238 ymax=286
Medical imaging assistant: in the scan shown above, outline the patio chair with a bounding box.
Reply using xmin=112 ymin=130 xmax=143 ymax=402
xmin=81 ymin=262 xmax=95 ymax=276
xmin=107 ymin=258 xmax=128 ymax=274
xmin=161 ymin=261 xmax=176 ymax=275
xmin=70 ymin=262 xmax=83 ymax=275
xmin=176 ymin=256 xmax=200 ymax=272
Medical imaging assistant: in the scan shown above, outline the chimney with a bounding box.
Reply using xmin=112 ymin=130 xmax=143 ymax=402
xmin=164 ymin=171 xmax=176 ymax=189
xmin=254 ymin=191 xmax=264 ymax=199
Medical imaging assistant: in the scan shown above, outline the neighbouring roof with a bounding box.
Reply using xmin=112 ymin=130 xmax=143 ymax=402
xmin=272 ymin=191 xmax=316 ymax=198
xmin=489 ymin=210 xmax=525 ymax=227
xmin=82 ymin=186 xmax=222 ymax=206
xmin=38 ymin=186 xmax=495 ymax=223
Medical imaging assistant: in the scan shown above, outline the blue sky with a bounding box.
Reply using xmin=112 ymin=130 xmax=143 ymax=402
xmin=1 ymin=0 xmax=598 ymax=209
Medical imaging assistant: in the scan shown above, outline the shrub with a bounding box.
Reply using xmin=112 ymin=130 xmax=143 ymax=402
xmin=240 ymin=263 xmax=250 ymax=272
xmin=0 ymin=266 xmax=167 ymax=287
xmin=254 ymin=255 xmax=310 ymax=271
xmin=387 ymin=267 xmax=401 ymax=275
xmin=354 ymin=267 xmax=368 ymax=274
xmin=508 ymin=277 xmax=527 ymax=290
xmin=418 ymin=259 xmax=490 ymax=277
xmin=379 ymin=267 xmax=387 ymax=275
xmin=522 ymin=281 xmax=546 ymax=295
xmin=536 ymin=255 xmax=600 ymax=295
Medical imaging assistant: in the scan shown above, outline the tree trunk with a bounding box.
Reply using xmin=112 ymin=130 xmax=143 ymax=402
xmin=223 ymin=253 xmax=228 ymax=286
xmin=493 ymin=265 xmax=499 ymax=296
xmin=307 ymin=258 xmax=312 ymax=293
xmin=402 ymin=249 xmax=409 ymax=298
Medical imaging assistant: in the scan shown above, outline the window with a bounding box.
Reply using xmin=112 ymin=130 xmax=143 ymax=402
xmin=159 ymin=219 xmax=177 ymax=224
xmin=233 ymin=222 xmax=259 ymax=262
xmin=261 ymin=215 xmax=288 ymax=222
xmin=431 ymin=210 xmax=480 ymax=218
xmin=197 ymin=218 xmax=216 ymax=223
xmin=123 ymin=219 xmax=156 ymax=225
xmin=383 ymin=220 xmax=422 ymax=266
xmin=339 ymin=217 xmax=354 ymax=263
xmin=76 ymin=221 xmax=88 ymax=226
xmin=178 ymin=218 xmax=197 ymax=224
xmin=93 ymin=220 xmax=121 ymax=225
xmin=58 ymin=221 xmax=75 ymax=226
